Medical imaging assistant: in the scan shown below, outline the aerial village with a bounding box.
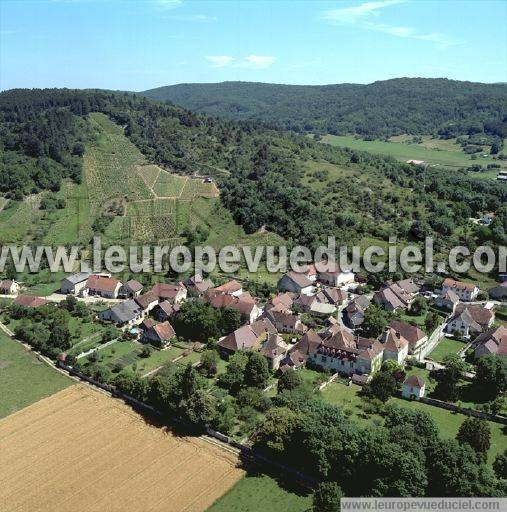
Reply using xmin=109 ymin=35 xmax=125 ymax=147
xmin=1 ymin=260 xmax=505 ymax=407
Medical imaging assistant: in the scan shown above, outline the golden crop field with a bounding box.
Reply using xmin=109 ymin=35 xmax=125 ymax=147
xmin=0 ymin=385 xmax=244 ymax=512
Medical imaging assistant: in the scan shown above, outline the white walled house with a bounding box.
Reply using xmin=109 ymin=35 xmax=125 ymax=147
xmin=442 ymin=278 xmax=479 ymax=302
xmin=446 ymin=304 xmax=494 ymax=337
xmin=402 ymin=375 xmax=426 ymax=399
xmin=135 ymin=292 xmax=159 ymax=313
xmin=277 ymin=271 xmax=314 ymax=295
xmin=61 ymin=272 xmax=91 ymax=295
xmin=389 ymin=320 xmax=429 ymax=362
xmin=317 ymin=262 xmax=355 ymax=287
xmin=119 ymin=280 xmax=143 ymax=298
xmin=87 ymin=275 xmax=122 ymax=299
xmin=379 ymin=327 xmax=409 ymax=364
xmin=0 ymin=279 xmax=20 ymax=295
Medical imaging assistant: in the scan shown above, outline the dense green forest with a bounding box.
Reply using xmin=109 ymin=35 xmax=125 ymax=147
xmin=0 ymin=88 xmax=506 ymax=254
xmin=142 ymin=78 xmax=507 ymax=139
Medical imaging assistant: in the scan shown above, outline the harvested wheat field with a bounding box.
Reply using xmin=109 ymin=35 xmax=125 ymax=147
xmin=0 ymin=385 xmax=244 ymax=512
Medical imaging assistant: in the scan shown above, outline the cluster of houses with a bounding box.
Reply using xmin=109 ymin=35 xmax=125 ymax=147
xmin=3 ymin=263 xmax=505 ymax=389
xmin=59 ymin=272 xmax=265 ymax=349
xmin=215 ymin=269 xmax=430 ymax=381
xmin=373 ymin=278 xmax=420 ymax=312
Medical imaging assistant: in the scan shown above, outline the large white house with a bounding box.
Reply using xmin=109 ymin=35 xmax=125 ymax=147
xmin=442 ymin=278 xmax=479 ymax=302
xmin=277 ymin=271 xmax=315 ymax=295
xmin=316 ymin=261 xmax=355 ymax=287
xmin=446 ymin=304 xmax=494 ymax=337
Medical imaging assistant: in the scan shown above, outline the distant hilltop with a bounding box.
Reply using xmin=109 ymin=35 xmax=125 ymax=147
xmin=141 ymin=78 xmax=507 ymax=139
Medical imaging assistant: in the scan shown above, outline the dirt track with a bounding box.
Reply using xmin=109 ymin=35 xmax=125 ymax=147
xmin=0 ymin=385 xmax=244 ymax=512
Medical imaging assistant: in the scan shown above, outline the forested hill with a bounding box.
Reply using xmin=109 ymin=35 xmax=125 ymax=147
xmin=1 ymin=88 xmax=505 ymax=251
xmin=142 ymin=78 xmax=507 ymax=138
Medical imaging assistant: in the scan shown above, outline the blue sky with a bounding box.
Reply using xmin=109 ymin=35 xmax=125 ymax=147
xmin=1 ymin=0 xmax=506 ymax=91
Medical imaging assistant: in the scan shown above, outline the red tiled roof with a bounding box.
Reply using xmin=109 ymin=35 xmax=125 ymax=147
xmin=251 ymin=317 xmax=277 ymax=337
xmin=141 ymin=318 xmax=156 ymax=330
xmin=260 ymin=333 xmax=288 ymax=360
xmin=87 ymin=275 xmax=120 ymax=293
xmin=152 ymin=321 xmax=176 ymax=340
xmin=454 ymin=304 xmax=493 ymax=327
xmin=214 ymin=280 xmax=242 ymax=294
xmin=13 ymin=294 xmax=48 ymax=308
xmin=474 ymin=326 xmax=507 ymax=357
xmin=124 ymin=280 xmax=143 ymax=292
xmin=209 ymin=292 xmax=257 ymax=316
xmin=135 ymin=291 xmax=158 ymax=310
xmin=293 ymin=329 xmax=322 ymax=355
xmin=388 ymin=320 xmax=426 ymax=348
xmin=151 ymin=282 xmax=184 ymax=300
xmin=284 ymin=271 xmax=313 ymax=288
xmin=158 ymin=300 xmax=180 ymax=316
xmin=443 ymin=278 xmax=477 ymax=292
xmin=404 ymin=375 xmax=425 ymax=388
xmin=218 ymin=325 xmax=260 ymax=352
xmin=271 ymin=292 xmax=295 ymax=309
xmin=379 ymin=327 xmax=409 ymax=353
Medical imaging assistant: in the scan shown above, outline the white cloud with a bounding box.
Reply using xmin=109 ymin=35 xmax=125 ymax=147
xmin=206 ymin=55 xmax=235 ymax=68
xmin=322 ymin=1 xmax=456 ymax=46
xmin=153 ymin=0 xmax=183 ymax=10
xmin=206 ymin=55 xmax=276 ymax=69
xmin=323 ymin=0 xmax=405 ymax=24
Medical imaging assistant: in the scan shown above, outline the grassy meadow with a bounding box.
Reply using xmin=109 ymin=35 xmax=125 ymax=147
xmin=207 ymin=473 xmax=311 ymax=512
xmin=321 ymin=134 xmax=505 ymax=173
xmin=0 ymin=334 xmax=71 ymax=418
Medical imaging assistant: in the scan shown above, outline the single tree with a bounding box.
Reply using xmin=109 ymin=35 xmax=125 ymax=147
xmin=475 ymin=354 xmax=507 ymax=399
xmin=424 ymin=310 xmax=440 ymax=334
xmin=456 ymin=417 xmax=491 ymax=460
xmin=312 ymin=481 xmax=343 ymax=512
xmin=277 ymin=369 xmax=303 ymax=393
xmin=244 ymin=351 xmax=270 ymax=389
xmin=410 ymin=296 xmax=428 ymax=316
xmin=200 ymin=349 xmax=219 ymax=377
xmin=218 ymin=351 xmax=248 ymax=393
xmin=493 ymin=450 xmax=507 ymax=480
xmin=368 ymin=371 xmax=398 ymax=402
xmin=361 ymin=304 xmax=390 ymax=338
xmin=435 ymin=354 xmax=467 ymax=401
xmin=181 ymin=389 xmax=216 ymax=428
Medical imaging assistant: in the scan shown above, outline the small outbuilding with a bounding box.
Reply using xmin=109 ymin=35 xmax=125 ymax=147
xmin=402 ymin=375 xmax=426 ymax=400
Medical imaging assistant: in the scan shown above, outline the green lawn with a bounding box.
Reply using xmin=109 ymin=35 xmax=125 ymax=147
xmin=319 ymin=381 xmax=381 ymax=427
xmin=0 ymin=334 xmax=71 ymax=419
xmin=321 ymin=135 xmax=502 ymax=171
xmin=388 ymin=397 xmax=506 ymax=464
xmin=394 ymin=310 xmax=428 ymax=328
xmin=428 ymin=337 xmax=467 ymax=362
xmin=131 ymin=346 xmax=186 ymax=375
xmin=207 ymin=474 xmax=311 ymax=512
xmin=319 ymin=379 xmax=505 ymax=464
